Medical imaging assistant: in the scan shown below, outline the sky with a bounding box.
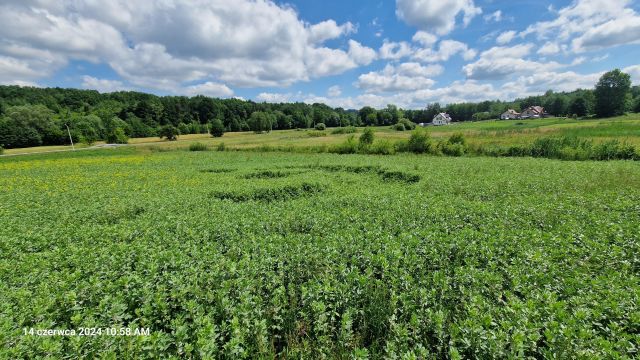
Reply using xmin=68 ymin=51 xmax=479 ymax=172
xmin=1 ymin=0 xmax=640 ymax=109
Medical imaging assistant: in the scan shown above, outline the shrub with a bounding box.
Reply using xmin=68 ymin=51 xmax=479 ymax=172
xmin=397 ymin=118 xmax=416 ymax=130
xmin=105 ymin=128 xmax=128 ymax=144
xmin=359 ymin=128 xmax=375 ymax=146
xmin=216 ymin=142 xmax=226 ymax=151
xmin=159 ymin=125 xmax=179 ymax=141
xmin=314 ymin=123 xmax=326 ymax=131
xmin=392 ymin=123 xmax=406 ymax=131
xmin=331 ymin=126 xmax=357 ymax=134
xmin=330 ymin=135 xmax=358 ymax=154
xmin=307 ymin=131 xmax=326 ymax=137
xmin=210 ymin=119 xmax=225 ymax=137
xmin=448 ymin=133 xmax=466 ymax=145
xmin=368 ymin=140 xmax=396 ymax=155
xmin=404 ymin=128 xmax=432 ymax=154
xmin=440 ymin=142 xmax=466 ymax=157
xmin=189 ymin=142 xmax=208 ymax=151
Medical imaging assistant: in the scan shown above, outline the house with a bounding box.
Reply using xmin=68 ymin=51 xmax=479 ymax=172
xmin=520 ymin=106 xmax=545 ymax=119
xmin=501 ymin=109 xmax=520 ymax=120
xmin=432 ymin=113 xmax=452 ymax=126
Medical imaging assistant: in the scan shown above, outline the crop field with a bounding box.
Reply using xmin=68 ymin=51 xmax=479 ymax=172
xmin=1 ymin=148 xmax=639 ymax=358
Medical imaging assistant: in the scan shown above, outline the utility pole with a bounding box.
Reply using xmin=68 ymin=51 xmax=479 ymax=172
xmin=65 ymin=124 xmax=75 ymax=150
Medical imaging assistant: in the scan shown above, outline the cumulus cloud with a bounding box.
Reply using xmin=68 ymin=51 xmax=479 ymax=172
xmin=462 ymin=44 xmax=566 ymax=80
xmin=413 ymin=40 xmax=476 ymax=63
xmin=0 ymin=0 xmax=374 ymax=93
xmin=520 ymin=0 xmax=640 ymax=53
xmin=411 ymin=31 xmax=438 ymax=47
xmin=537 ymin=42 xmax=561 ymax=55
xmin=624 ymin=65 xmax=640 ymax=84
xmin=327 ymin=85 xmax=342 ymax=97
xmin=496 ymin=31 xmax=516 ymax=45
xmin=184 ymin=81 xmax=234 ymax=97
xmin=396 ymin=0 xmax=482 ymax=35
xmin=379 ymin=41 xmax=413 ymax=60
xmin=355 ymin=62 xmax=442 ymax=93
xmin=81 ymin=76 xmax=129 ymax=93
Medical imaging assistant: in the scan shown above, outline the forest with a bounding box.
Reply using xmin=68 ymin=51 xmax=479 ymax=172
xmin=1 ymin=69 xmax=639 ymax=149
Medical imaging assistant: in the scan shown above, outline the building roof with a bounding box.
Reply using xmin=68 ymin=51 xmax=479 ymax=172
xmin=434 ymin=112 xmax=451 ymax=120
xmin=525 ymin=106 xmax=544 ymax=114
xmin=503 ymin=109 xmax=520 ymax=115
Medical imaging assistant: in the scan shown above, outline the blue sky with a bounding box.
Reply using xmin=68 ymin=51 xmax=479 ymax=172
xmin=1 ymin=0 xmax=639 ymax=108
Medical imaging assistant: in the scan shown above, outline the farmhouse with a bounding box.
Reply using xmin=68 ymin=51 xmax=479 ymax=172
xmin=501 ymin=109 xmax=520 ymax=120
xmin=432 ymin=112 xmax=452 ymax=126
xmin=520 ymin=106 xmax=546 ymax=119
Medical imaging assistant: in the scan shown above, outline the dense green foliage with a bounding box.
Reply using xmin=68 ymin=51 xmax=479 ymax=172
xmin=595 ymin=69 xmax=632 ymax=118
xmin=158 ymin=125 xmax=179 ymax=141
xmin=210 ymin=119 xmax=225 ymax=138
xmin=1 ymin=150 xmax=639 ymax=358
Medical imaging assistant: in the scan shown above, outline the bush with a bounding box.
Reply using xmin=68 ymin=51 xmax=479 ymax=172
xmin=330 ymin=135 xmax=358 ymax=154
xmin=392 ymin=123 xmax=406 ymax=131
xmin=404 ymin=128 xmax=432 ymax=154
xmin=216 ymin=142 xmax=226 ymax=151
xmin=440 ymin=141 xmax=466 ymax=156
xmin=314 ymin=123 xmax=326 ymax=130
xmin=307 ymin=131 xmax=326 ymax=137
xmin=189 ymin=142 xmax=208 ymax=151
xmin=105 ymin=128 xmax=128 ymax=144
xmin=448 ymin=133 xmax=466 ymax=145
xmin=210 ymin=119 xmax=225 ymax=137
xmin=331 ymin=126 xmax=357 ymax=134
xmin=397 ymin=118 xmax=416 ymax=130
xmin=368 ymin=140 xmax=396 ymax=155
xmin=359 ymin=128 xmax=375 ymax=146
xmin=159 ymin=125 xmax=179 ymax=141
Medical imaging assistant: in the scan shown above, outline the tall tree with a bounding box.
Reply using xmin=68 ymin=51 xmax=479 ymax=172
xmin=594 ymin=69 xmax=631 ymax=118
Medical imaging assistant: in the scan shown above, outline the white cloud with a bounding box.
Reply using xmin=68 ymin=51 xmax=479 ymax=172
xmin=379 ymin=40 xmax=413 ymax=60
xmin=496 ymin=31 xmax=516 ymax=45
xmin=184 ymin=81 xmax=234 ymax=97
xmin=412 ymin=31 xmax=438 ymax=47
xmin=463 ymin=44 xmax=567 ymax=80
xmin=308 ymin=20 xmax=356 ymax=44
xmin=484 ymin=10 xmax=502 ymax=23
xmin=520 ymin=0 xmax=640 ymax=53
xmin=413 ymin=40 xmax=476 ymax=63
xmin=572 ymin=13 xmax=640 ymax=52
xmin=347 ymin=40 xmax=378 ymax=66
xmin=396 ymin=0 xmax=482 ymax=35
xmin=81 ymin=76 xmax=129 ymax=93
xmin=623 ymin=65 xmax=640 ymax=84
xmin=355 ymin=62 xmax=442 ymax=93
xmin=256 ymin=92 xmax=293 ymax=103
xmin=537 ymin=42 xmax=561 ymax=55
xmin=0 ymin=0 xmax=373 ymax=93
xmin=327 ymin=85 xmax=342 ymax=97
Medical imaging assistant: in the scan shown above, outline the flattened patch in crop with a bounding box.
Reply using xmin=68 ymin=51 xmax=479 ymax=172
xmin=377 ymin=170 xmax=421 ymax=184
xmin=200 ymin=168 xmax=236 ymax=174
xmin=212 ymin=182 xmax=324 ymax=202
xmin=97 ymin=205 xmax=146 ymax=225
xmin=242 ymin=170 xmax=292 ymax=179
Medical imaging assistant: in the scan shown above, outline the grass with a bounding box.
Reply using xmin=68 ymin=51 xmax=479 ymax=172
xmin=1 ymin=149 xmax=639 ymax=358
xmin=4 ymin=114 xmax=640 ymax=156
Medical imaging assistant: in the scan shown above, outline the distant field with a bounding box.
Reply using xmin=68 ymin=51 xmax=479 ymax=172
xmin=1 ymin=149 xmax=639 ymax=358
xmin=3 ymin=114 xmax=640 ymax=156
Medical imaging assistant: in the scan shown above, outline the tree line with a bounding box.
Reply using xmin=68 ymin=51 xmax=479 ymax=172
xmin=0 ymin=69 xmax=638 ymax=149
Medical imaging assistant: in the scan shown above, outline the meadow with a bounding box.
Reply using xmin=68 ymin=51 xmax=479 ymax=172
xmin=1 ymin=147 xmax=639 ymax=358
xmin=4 ymin=114 xmax=640 ymax=156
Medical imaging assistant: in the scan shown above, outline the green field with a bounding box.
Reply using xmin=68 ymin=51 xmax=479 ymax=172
xmin=1 ymin=148 xmax=639 ymax=358
xmin=3 ymin=114 xmax=640 ymax=156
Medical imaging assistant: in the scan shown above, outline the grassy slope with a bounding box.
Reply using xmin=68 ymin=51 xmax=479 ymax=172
xmin=3 ymin=113 xmax=640 ymax=156
xmin=1 ymin=150 xmax=639 ymax=358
